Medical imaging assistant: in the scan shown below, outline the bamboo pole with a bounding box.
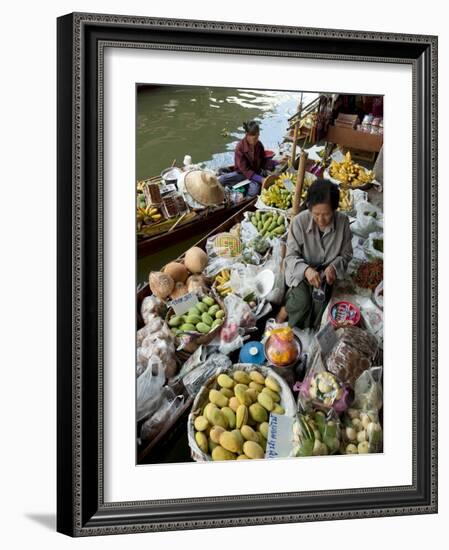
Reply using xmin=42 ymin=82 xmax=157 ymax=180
xmin=290 ymin=120 xmax=299 ymax=168
xmin=292 ymin=151 xmax=308 ymax=216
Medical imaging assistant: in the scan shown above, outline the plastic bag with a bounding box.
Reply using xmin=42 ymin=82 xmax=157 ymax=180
xmin=182 ymin=352 xmax=232 ymax=396
xmin=263 ymin=239 xmax=286 ymax=305
xmin=352 ymin=367 xmax=383 ymax=412
xmin=218 ymin=295 xmax=256 ymax=355
xmin=341 ymin=408 xmax=383 ymax=454
xmin=295 ymin=343 xmax=350 ymax=413
xmin=140 ymin=295 xmax=164 ymax=325
xmin=358 ymin=296 xmax=383 ymax=346
xmin=139 ymin=386 xmax=185 ymax=441
xmin=374 ymin=281 xmax=383 ymax=309
xmin=326 ymin=326 xmax=378 ymax=388
xmin=264 ymin=324 xmax=299 ymax=366
xmin=363 ymin=231 xmax=383 ymax=261
xmin=293 ymin=409 xmax=342 ymax=456
xmin=351 ymin=201 xmax=383 ymax=238
xmin=136 ymin=356 xmax=165 ymax=422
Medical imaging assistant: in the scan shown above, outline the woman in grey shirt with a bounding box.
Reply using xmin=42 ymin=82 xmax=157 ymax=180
xmin=280 ymin=179 xmax=353 ymax=329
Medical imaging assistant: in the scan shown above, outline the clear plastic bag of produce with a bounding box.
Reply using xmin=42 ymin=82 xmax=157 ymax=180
xmin=218 ymin=294 xmax=257 ymax=355
xmin=363 ymin=231 xmax=384 ymax=261
xmin=263 ymin=239 xmax=286 ymax=305
xmin=136 ymin=356 xmax=166 ymax=422
xmin=341 ymin=408 xmax=383 ymax=454
xmin=352 ymin=366 xmax=383 ymax=413
xmin=182 ymin=352 xmax=232 ymax=396
xmin=351 ymin=200 xmax=383 ymax=238
xmin=139 ymin=386 xmax=185 ymax=442
xmin=326 ymin=326 xmax=378 ymax=388
xmin=263 ymin=321 xmax=300 ymax=367
xmin=294 ymin=343 xmax=350 ymax=413
xmin=293 ymin=408 xmax=342 ymax=456
xmin=358 ymin=296 xmax=383 ymax=347
xmin=140 ymin=295 xmax=165 ymax=324
xmin=374 ymin=281 xmax=383 ymax=309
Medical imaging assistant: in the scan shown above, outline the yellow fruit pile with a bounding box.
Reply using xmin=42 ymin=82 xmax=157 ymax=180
xmin=214 ymin=269 xmax=232 ymax=297
xmin=136 ymin=205 xmax=162 ymax=227
xmin=193 ymin=369 xmax=285 ymax=461
xmin=261 ymin=178 xmax=292 ymax=210
xmin=329 ymin=152 xmax=374 ymax=187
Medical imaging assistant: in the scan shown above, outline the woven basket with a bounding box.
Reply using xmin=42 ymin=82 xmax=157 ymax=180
xmin=187 ymin=363 xmax=297 ymax=462
xmin=166 ymin=290 xmax=226 ymax=346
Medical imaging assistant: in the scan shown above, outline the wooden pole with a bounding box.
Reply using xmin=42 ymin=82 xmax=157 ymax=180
xmin=292 ymin=151 xmax=308 ymax=216
xmin=290 ymin=120 xmax=299 ymax=168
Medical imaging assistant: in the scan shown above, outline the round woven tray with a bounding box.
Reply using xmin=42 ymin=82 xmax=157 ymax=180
xmin=187 ymin=363 xmax=297 ymax=462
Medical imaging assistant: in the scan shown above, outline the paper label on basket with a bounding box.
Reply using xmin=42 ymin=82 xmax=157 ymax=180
xmin=316 ymin=321 xmax=338 ymax=355
xmin=170 ymin=292 xmax=199 ymax=315
xmin=265 ymin=414 xmax=295 ymax=459
xmin=282 ymin=178 xmax=295 ymax=193
xmin=160 ymin=184 xmax=177 ymax=195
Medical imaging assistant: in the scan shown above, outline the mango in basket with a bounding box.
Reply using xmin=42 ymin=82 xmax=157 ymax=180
xmin=193 ymin=368 xmax=286 ymax=460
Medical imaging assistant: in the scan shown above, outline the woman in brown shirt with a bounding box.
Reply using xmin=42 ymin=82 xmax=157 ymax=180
xmin=280 ymin=179 xmax=353 ymax=329
xmin=218 ymin=121 xmax=277 ymax=196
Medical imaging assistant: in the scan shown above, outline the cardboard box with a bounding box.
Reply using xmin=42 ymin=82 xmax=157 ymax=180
xmin=325 ymin=125 xmax=383 ymax=152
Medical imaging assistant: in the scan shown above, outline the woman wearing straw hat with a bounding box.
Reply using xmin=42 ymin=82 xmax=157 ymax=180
xmin=218 ymin=120 xmax=279 ymax=197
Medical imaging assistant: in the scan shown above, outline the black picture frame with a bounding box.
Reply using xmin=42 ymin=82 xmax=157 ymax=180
xmin=57 ymin=12 xmax=438 ymax=537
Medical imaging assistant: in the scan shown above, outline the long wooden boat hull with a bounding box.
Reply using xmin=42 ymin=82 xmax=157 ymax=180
xmin=137 ymin=197 xmax=257 ymax=463
xmin=137 ymin=198 xmax=254 ymax=258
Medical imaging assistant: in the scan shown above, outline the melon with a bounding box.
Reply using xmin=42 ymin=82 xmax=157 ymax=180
xmin=184 ymin=247 xmax=208 ymax=274
xmin=186 ymin=274 xmax=208 ymax=293
xmin=163 ymin=261 xmax=189 ymax=283
xmin=170 ymin=282 xmax=188 ymax=300
xmin=149 ymin=271 xmax=174 ymax=299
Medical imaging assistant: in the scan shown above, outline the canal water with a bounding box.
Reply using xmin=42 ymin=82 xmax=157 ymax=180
xmin=136 ymin=86 xmax=318 ymax=284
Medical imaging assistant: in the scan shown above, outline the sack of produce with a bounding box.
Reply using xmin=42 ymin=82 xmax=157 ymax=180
xmin=326 ymin=326 xmax=378 ymax=388
xmin=203 ymin=233 xmax=243 ymax=278
xmin=363 ymin=231 xmax=384 ymax=261
xmin=352 ymin=367 xmax=383 ymax=413
xmin=295 ymin=345 xmax=350 ymax=413
xmin=351 ymin=200 xmax=383 ymax=238
xmin=293 ymin=409 xmax=342 ymax=457
xmin=341 ymin=408 xmax=383 ymax=454
xmin=136 ymin=356 xmax=166 ymax=422
xmin=188 ymin=364 xmax=297 ymax=461
xmin=139 ymin=386 xmax=185 ymax=442
xmin=218 ymin=294 xmax=257 ymax=355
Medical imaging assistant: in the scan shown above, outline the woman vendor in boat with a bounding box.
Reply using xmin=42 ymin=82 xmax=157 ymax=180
xmin=278 ymin=178 xmax=353 ymax=329
xmin=218 ymin=120 xmax=279 ymax=197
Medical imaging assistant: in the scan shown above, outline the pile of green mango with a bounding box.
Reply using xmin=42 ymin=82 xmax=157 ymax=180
xmin=249 ymin=211 xmax=286 ymax=238
xmin=168 ymin=295 xmax=225 ymax=335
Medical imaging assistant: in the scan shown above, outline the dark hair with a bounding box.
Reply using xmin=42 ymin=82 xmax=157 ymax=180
xmin=305 ymin=178 xmax=340 ymax=211
xmin=243 ymin=120 xmax=260 ymax=136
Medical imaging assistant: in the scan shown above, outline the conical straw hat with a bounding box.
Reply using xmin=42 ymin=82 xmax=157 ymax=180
xmin=184 ymin=170 xmax=225 ymax=206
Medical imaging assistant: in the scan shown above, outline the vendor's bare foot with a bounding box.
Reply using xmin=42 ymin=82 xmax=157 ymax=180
xmin=276 ymin=306 xmax=288 ymax=323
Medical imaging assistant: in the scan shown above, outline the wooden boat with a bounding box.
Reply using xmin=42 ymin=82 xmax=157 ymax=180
xmin=137 ymin=197 xmax=254 ymax=258
xmin=137 ymin=197 xmax=257 ymax=464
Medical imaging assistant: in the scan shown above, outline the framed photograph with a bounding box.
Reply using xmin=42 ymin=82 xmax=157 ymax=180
xmin=57 ymin=12 xmax=438 ymax=536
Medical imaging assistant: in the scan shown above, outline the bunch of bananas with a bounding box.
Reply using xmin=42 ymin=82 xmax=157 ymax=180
xmin=214 ymin=269 xmax=232 ymax=297
xmin=338 ymin=188 xmax=353 ymax=212
xmin=261 ymin=177 xmax=292 ymax=210
xmin=136 ymin=205 xmax=163 ymax=229
xmin=329 ymin=152 xmax=374 ymax=187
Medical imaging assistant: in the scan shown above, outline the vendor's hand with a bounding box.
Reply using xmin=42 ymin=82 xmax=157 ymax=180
xmin=324 ymin=264 xmax=336 ymax=285
xmin=305 ymin=267 xmax=321 ymax=288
